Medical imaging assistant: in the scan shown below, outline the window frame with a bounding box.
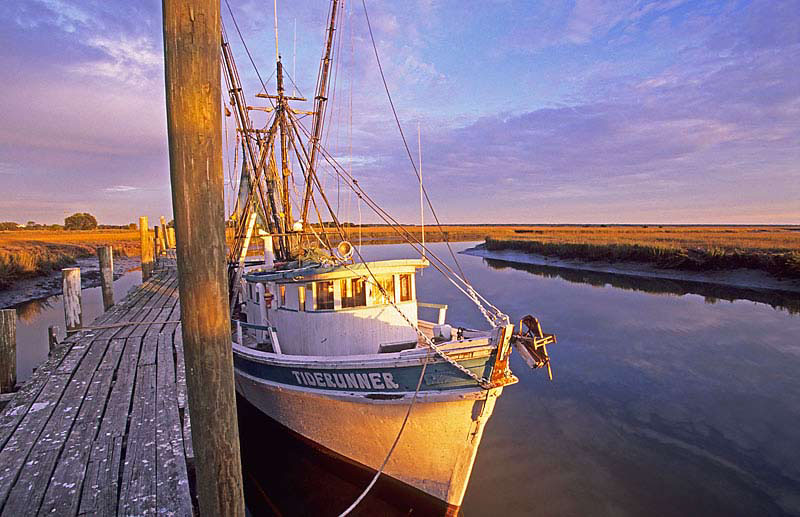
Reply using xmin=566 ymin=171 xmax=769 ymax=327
xmin=399 ymin=274 xmax=412 ymax=302
xmin=315 ymin=281 xmax=335 ymax=310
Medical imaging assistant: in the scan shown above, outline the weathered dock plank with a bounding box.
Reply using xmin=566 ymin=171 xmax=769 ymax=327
xmin=0 ymin=262 xmax=197 ymax=516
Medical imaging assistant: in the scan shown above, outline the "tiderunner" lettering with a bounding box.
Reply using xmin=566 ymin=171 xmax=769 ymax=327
xmin=291 ymin=370 xmax=400 ymax=390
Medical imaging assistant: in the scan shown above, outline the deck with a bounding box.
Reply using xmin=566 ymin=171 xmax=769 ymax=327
xmin=0 ymin=262 xmax=195 ymax=515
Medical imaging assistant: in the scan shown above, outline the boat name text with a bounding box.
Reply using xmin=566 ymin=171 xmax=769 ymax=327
xmin=291 ymin=370 xmax=400 ymax=390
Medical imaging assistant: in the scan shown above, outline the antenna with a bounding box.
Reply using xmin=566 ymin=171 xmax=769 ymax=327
xmin=293 ymin=18 xmax=297 ymax=97
xmin=418 ymin=122 xmax=425 ymax=262
xmin=273 ymin=0 xmax=279 ymax=63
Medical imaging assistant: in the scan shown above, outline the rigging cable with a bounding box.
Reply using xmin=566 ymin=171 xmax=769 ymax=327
xmin=360 ymin=0 xmax=468 ymax=281
xmin=223 ymin=0 xmax=276 ymax=110
xmin=287 ymin=110 xmax=507 ymax=325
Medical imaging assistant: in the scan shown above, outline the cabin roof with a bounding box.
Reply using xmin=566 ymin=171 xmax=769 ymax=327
xmin=244 ymin=258 xmax=428 ymax=283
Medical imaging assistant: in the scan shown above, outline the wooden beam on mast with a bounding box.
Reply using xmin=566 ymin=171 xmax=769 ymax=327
xmin=256 ymin=93 xmax=307 ymax=102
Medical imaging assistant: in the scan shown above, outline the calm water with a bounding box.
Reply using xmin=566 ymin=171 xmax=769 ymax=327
xmin=250 ymin=242 xmax=799 ymax=517
xmin=11 ymin=269 xmax=142 ymax=381
xmin=11 ymin=243 xmax=800 ymax=516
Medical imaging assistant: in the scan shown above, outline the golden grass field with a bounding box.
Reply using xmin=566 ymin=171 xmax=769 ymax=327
xmin=478 ymin=225 xmax=800 ymax=279
xmin=2 ymin=225 xmax=799 ymax=289
xmin=0 ymin=229 xmax=143 ymax=289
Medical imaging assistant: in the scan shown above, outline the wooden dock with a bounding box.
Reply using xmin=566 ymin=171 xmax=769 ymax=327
xmin=0 ymin=262 xmax=196 ymax=515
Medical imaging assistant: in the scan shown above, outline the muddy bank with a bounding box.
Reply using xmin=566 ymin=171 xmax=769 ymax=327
xmin=0 ymin=256 xmax=141 ymax=309
xmin=462 ymin=244 xmax=800 ymax=295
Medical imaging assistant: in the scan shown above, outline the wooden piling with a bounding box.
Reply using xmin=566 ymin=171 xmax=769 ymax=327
xmin=140 ymin=216 xmax=154 ymax=280
xmin=98 ymin=245 xmax=115 ymax=310
xmin=62 ymin=267 xmax=83 ymax=332
xmin=167 ymin=227 xmax=176 ymax=249
xmin=48 ymin=325 xmax=59 ymax=353
xmin=158 ymin=217 xmax=168 ymax=253
xmin=154 ymin=226 xmax=161 ymax=256
xmin=154 ymin=225 xmax=161 ymax=259
xmin=162 ymin=0 xmax=245 ymax=515
xmin=0 ymin=309 xmax=16 ymax=393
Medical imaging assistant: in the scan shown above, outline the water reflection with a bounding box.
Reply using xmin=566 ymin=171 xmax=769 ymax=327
xmin=482 ymin=256 xmax=800 ymax=315
xmin=11 ymin=269 xmax=142 ymax=381
xmin=238 ymin=394 xmax=451 ymax=517
xmin=14 ymin=296 xmax=58 ymax=323
xmin=239 ymin=242 xmax=800 ymax=516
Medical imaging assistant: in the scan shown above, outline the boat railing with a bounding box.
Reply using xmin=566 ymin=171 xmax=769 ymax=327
xmin=233 ymin=319 xmax=282 ymax=354
xmin=418 ymin=302 xmax=447 ymax=325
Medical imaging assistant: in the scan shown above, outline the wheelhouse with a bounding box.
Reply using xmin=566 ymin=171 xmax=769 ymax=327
xmin=239 ymin=259 xmax=450 ymax=356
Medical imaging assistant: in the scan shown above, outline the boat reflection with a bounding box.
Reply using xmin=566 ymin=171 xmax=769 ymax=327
xmin=238 ymin=394 xmax=458 ymax=517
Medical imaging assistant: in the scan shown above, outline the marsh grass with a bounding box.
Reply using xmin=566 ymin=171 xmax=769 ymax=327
xmin=484 ymin=229 xmax=800 ymax=280
xmin=0 ymin=230 xmax=143 ymax=289
xmin=3 ymin=226 xmax=799 ymax=288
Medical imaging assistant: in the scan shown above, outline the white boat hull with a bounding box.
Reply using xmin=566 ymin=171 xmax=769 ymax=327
xmin=235 ymin=369 xmax=503 ymax=508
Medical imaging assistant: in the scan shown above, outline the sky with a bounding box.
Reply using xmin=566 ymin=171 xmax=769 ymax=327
xmin=0 ymin=0 xmax=798 ymax=225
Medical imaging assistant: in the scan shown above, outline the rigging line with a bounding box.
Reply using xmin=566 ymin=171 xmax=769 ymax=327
xmin=222 ymin=0 xmax=276 ymax=110
xmin=327 ymin=2 xmax=347 ymax=217
xmin=360 ymin=0 xmax=468 ymax=281
xmin=223 ymin=95 xmax=231 ymax=216
xmin=287 ymin=102 xmax=506 ymax=320
xmin=323 ymin=0 xmax=345 ymax=151
xmin=293 ymin=113 xmax=472 ymax=276
xmin=286 ymin=119 xmax=335 ymax=252
xmin=290 ymin=113 xmax=506 ymax=318
xmin=285 ymin=110 xmax=349 ymax=245
xmin=337 ymin=353 xmax=431 ymax=516
xmin=282 ymin=67 xmax=305 ymax=99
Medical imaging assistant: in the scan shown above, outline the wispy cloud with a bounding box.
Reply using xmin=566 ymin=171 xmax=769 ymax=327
xmin=70 ymin=35 xmax=162 ymax=87
xmin=103 ymin=185 xmax=141 ymax=193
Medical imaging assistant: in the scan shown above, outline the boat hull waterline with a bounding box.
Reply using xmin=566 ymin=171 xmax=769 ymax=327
xmin=233 ymin=344 xmax=509 ymax=508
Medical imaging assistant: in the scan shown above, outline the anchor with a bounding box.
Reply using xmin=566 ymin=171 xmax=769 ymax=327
xmin=511 ymin=315 xmax=556 ymax=380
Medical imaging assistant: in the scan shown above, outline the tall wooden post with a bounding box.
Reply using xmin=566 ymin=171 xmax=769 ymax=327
xmin=62 ymin=267 xmax=83 ymax=332
xmin=154 ymin=226 xmax=161 ymax=261
xmin=140 ymin=216 xmax=154 ymax=280
xmin=159 ymin=216 xmax=169 ymax=251
xmin=154 ymin=225 xmax=163 ymax=256
xmin=162 ymin=1 xmax=245 ymax=515
xmin=98 ymin=245 xmax=115 ymax=310
xmin=167 ymin=227 xmax=176 ymax=249
xmin=0 ymin=309 xmax=16 ymax=393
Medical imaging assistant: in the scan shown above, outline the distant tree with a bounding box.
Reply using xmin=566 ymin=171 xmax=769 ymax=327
xmin=0 ymin=221 xmax=20 ymax=231
xmin=26 ymin=220 xmax=37 ymax=228
xmin=64 ymin=212 xmax=98 ymax=230
xmin=128 ymin=223 xmax=137 ymax=230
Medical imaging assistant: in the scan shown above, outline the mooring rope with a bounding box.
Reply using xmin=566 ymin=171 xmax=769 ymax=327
xmin=337 ymin=352 xmax=431 ymax=516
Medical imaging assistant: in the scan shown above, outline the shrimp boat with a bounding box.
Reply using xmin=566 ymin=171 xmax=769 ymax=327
xmin=222 ymin=1 xmax=556 ymax=512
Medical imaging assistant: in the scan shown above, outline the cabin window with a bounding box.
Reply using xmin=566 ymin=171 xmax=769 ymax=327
xmin=315 ymin=281 xmax=334 ymax=310
xmin=341 ymin=278 xmax=367 ymax=308
xmin=399 ymin=274 xmax=412 ymax=302
xmin=255 ymin=290 xmax=260 ymax=303
xmin=279 ymin=285 xmax=286 ymax=306
xmin=248 ymin=283 xmax=253 ymax=300
xmin=374 ymin=276 xmax=395 ymax=305
xmin=298 ymin=285 xmax=306 ymax=311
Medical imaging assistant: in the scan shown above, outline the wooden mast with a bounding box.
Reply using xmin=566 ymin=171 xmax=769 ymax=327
xmin=220 ymin=26 xmax=288 ymax=260
xmin=300 ymin=0 xmax=340 ymax=227
xmin=277 ymin=59 xmax=293 ymax=233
